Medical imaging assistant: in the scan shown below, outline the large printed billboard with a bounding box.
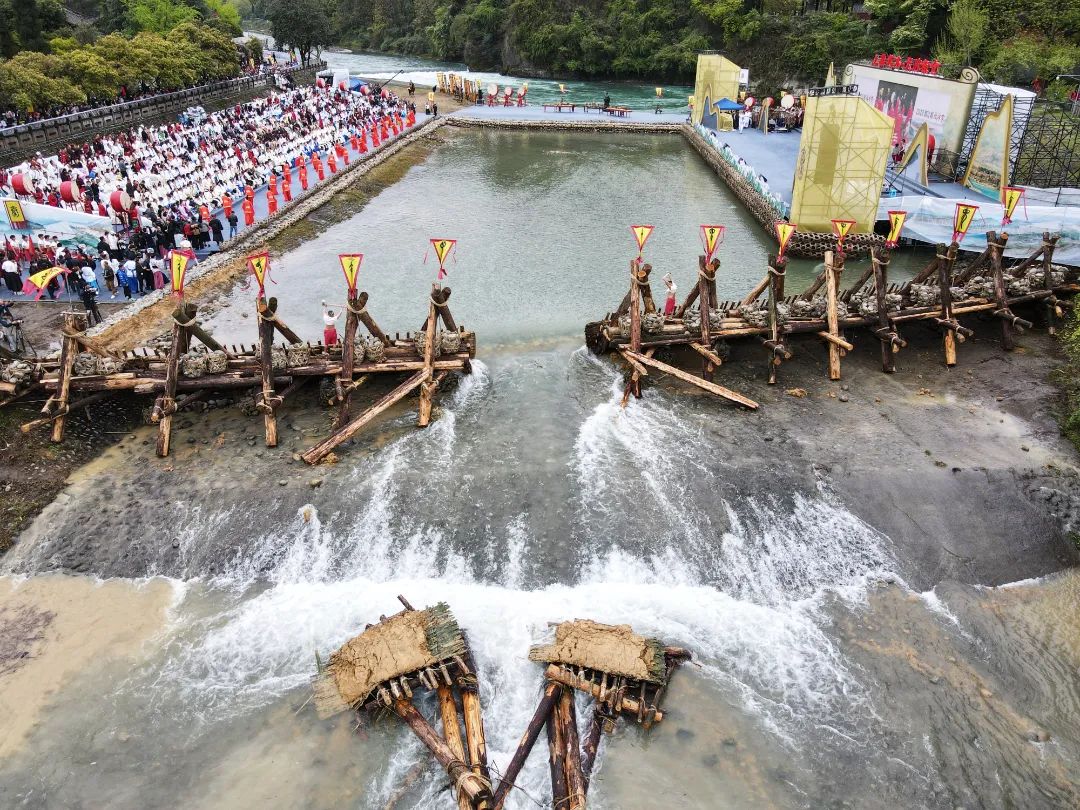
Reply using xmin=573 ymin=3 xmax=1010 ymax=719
xmin=692 ymin=55 xmax=742 ymax=127
xmin=843 ymin=63 xmax=978 ymax=160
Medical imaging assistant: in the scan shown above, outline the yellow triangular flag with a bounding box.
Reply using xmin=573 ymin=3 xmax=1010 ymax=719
xmin=952 ymin=203 xmax=979 ymax=242
xmin=631 ymin=225 xmax=654 ymax=253
xmin=431 ymin=239 xmax=455 ymax=266
xmin=247 ymin=252 xmax=269 ymax=289
xmin=339 ymin=253 xmax=363 ymax=292
xmin=701 ymin=224 xmax=724 ymax=259
xmin=886 ymin=210 xmax=907 ymax=246
xmin=1001 ymin=187 xmax=1024 ymax=225
xmin=170 ymin=252 xmax=191 ymax=296
xmin=776 ymin=222 xmax=796 ymax=257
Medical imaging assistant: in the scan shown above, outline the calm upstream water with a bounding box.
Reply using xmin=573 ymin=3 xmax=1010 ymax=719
xmin=1 ymin=127 xmax=1079 ymax=809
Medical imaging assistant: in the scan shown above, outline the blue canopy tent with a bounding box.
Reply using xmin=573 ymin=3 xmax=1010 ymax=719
xmin=715 ymin=98 xmax=743 ymax=111
xmin=348 ymin=77 xmax=368 ymax=92
xmin=701 ymin=96 xmax=744 ymax=129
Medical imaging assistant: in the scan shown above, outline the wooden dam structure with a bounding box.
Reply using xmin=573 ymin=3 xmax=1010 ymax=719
xmin=586 ymin=231 xmax=1075 ymax=407
xmin=0 ymin=281 xmax=475 ymax=464
xmin=313 ymin=598 xmax=689 ymax=810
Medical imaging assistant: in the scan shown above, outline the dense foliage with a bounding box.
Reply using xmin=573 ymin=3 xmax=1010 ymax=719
xmin=252 ymin=0 xmax=1080 ymax=90
xmin=0 ymin=21 xmax=241 ymax=113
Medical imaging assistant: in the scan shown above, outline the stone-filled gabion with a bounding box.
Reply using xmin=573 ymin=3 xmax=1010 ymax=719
xmin=789 ymin=297 xmax=850 ymax=320
xmin=1026 ymin=267 xmax=1066 ymax=287
xmin=414 ymin=329 xmax=441 ymax=358
xmin=1 ymin=359 xmax=34 ymax=384
xmin=618 ymin=313 xmax=632 ymax=336
xmin=850 ymin=290 xmax=902 ymax=317
xmin=271 ymin=346 xmax=288 ymax=371
xmin=736 ymin=302 xmax=790 ymax=328
xmin=98 ymin=355 xmax=127 ymax=375
xmin=73 ymin=352 xmax=99 ymax=377
xmin=440 ymin=330 xmax=462 ymax=353
xmin=285 ymin=344 xmax=311 ymax=368
xmin=363 ymin=336 xmax=385 ymax=363
xmin=205 ymin=350 xmax=228 ymax=374
xmin=180 ymin=352 xmax=208 ymax=378
xmin=964 ymin=276 xmax=995 ymax=298
xmin=641 ymin=312 xmax=665 ymax=334
xmin=909 ymin=284 xmax=940 ymax=307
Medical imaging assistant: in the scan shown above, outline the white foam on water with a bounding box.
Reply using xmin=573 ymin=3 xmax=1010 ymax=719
xmin=139 ymin=352 xmax=900 ymax=806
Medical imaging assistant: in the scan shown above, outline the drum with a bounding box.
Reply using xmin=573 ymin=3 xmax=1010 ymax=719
xmin=59 ymin=180 xmax=81 ymax=203
xmin=109 ymin=189 xmax=132 ymax=212
xmin=10 ymin=173 xmax=34 ymax=196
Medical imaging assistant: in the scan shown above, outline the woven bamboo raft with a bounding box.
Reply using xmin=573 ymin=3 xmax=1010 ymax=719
xmin=0 ymin=284 xmax=476 ymax=463
xmin=586 ymin=231 xmax=1077 ymax=406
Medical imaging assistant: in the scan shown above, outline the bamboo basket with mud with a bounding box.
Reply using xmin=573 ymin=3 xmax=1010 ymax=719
xmin=312 ymin=596 xmax=493 ymax=809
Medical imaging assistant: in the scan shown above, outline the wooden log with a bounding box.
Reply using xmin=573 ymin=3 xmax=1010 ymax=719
xmin=871 ymin=250 xmax=897 ymax=373
xmin=172 ymin=302 xmax=223 ymax=352
xmin=558 ymin=688 xmax=586 ymax=810
xmin=624 ymin=350 xmax=758 ymax=409
xmin=0 ymin=380 xmax=15 ymax=395
xmin=989 ymin=233 xmax=1015 ymax=350
xmin=954 ymin=234 xmax=993 ymax=285
xmin=302 ymin=371 xmax=426 ymax=464
xmin=937 ymin=243 xmax=959 ymax=366
xmin=824 ymin=250 xmax=843 ymax=381
xmin=629 ymin=260 xmax=642 ymax=355
xmin=543 ymin=665 xmax=661 ymax=722
xmin=257 ymin=297 xmax=280 ymax=447
xmin=156 ymin=304 xmax=193 ymax=456
xmin=62 ymin=330 xmax=120 ymax=360
xmin=740 ymin=274 xmax=770 ymax=307
xmin=437 ymin=685 xmax=473 ymax=810
xmin=354 ymin=291 xmax=390 ymax=346
xmin=905 ymin=247 xmax=943 ymax=287
xmin=50 ymin=311 xmax=84 ymax=443
xmin=391 ymin=699 xmax=492 ymax=807
xmin=336 ymin=292 xmax=361 ymax=428
xmin=459 ymin=667 xmax=491 ymax=789
xmin=621 ymin=346 xmax=654 ymax=407
xmin=1041 ymin=233 xmax=1061 ymax=335
xmin=1005 ymin=231 xmax=1048 ymax=278
xmin=22 ymin=391 xmax=109 ymax=433
xmin=841 ymin=263 xmax=875 ymax=302
xmin=418 ymin=296 xmax=437 ymax=428
xmin=262 ymin=297 xmax=303 ymax=344
xmin=492 ymin=682 xmax=561 ymax=810
xmin=132 ymin=375 xmax=287 ymax=394
xmin=433 ymin=287 xmax=458 ymax=332
xmin=689 ymin=341 xmax=724 ymax=368
xmin=637 ymin=262 xmax=656 ymax=314
xmin=175 ymin=389 xmax=210 ymax=412
xmin=817 ymin=331 xmax=853 ymax=351
xmin=697 ymin=256 xmax=714 ymax=380
xmin=580 ymin=708 xmax=603 ymax=794
xmin=546 ymin=696 xmax=569 ymax=810
xmin=766 ymin=256 xmax=786 ymax=385
xmin=617 ymin=347 xmax=649 ymax=377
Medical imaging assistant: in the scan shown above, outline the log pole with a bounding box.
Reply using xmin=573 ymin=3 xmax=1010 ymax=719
xmin=256 ymin=296 xmax=281 ymax=446
xmin=543 ymin=665 xmax=661 ymax=722
xmin=354 ymin=291 xmax=390 ymax=346
xmin=437 ymin=685 xmax=473 ymax=810
xmin=1042 ymin=232 xmax=1062 ymax=335
xmin=697 ymin=256 xmax=714 ymax=380
xmin=546 ymin=695 xmax=569 ymax=810
xmin=302 ymin=371 xmax=425 ymax=464
xmin=766 ymin=255 xmax=786 ymax=385
xmin=50 ymin=311 xmax=85 ymax=443
xmin=623 ymin=350 xmax=758 ymax=409
xmin=580 ymin=709 xmax=603 ymax=794
xmin=824 ymin=250 xmax=843 ymax=380
xmin=336 ymin=291 xmax=360 ymax=428
xmin=156 ymin=305 xmax=195 ymax=455
xmin=492 ymin=682 xmax=561 ymax=810
xmin=937 ymin=243 xmax=959 ymax=366
xmin=461 ymin=676 xmax=491 ymax=789
xmin=558 ymin=688 xmax=587 ymax=810
xmin=391 ymin=698 xmax=492 ymax=807
xmin=871 ymin=250 xmax=898 ymax=373
xmin=418 ymin=292 xmax=437 ymax=428
xmin=989 ymin=233 xmax=1015 ymax=350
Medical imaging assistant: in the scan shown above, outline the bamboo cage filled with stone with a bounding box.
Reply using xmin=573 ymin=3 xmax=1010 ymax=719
xmin=585 ymin=231 xmax=1078 ymax=405
xmin=0 ymin=281 xmax=476 ymax=463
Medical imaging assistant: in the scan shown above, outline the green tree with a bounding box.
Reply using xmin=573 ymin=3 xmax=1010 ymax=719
xmin=267 ymin=0 xmax=334 ymax=64
xmin=0 ymin=51 xmax=85 ymax=111
xmin=56 ymin=48 xmax=120 ymax=98
xmin=943 ymin=0 xmax=987 ymax=66
xmin=128 ymin=0 xmax=201 ymax=35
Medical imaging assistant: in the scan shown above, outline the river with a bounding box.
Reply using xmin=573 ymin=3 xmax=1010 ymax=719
xmin=1 ymin=121 xmax=1079 ymax=809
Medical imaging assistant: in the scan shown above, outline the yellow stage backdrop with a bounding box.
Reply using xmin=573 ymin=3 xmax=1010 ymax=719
xmin=790 ymin=95 xmax=894 ymax=233
xmin=692 ymin=55 xmax=741 ymax=127
xmin=963 ymin=94 xmax=1014 ymax=199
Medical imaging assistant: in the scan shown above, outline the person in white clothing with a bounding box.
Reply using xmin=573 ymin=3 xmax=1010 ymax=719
xmin=321 ymin=299 xmax=340 ymax=345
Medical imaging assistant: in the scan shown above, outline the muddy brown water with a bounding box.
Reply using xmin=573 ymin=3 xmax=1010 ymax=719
xmin=1 ymin=127 xmax=1079 ymax=809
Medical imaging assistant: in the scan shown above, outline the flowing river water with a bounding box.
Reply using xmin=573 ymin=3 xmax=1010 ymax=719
xmin=2 ymin=127 xmax=1080 ymax=809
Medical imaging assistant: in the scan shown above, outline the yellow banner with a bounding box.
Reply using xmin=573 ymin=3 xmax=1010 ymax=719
xmin=1001 ymin=186 xmax=1024 ymax=225
xmin=631 ymin=225 xmax=654 ymax=253
xmin=952 ymin=203 xmax=979 ymax=242
xmin=831 ymin=219 xmax=856 ymax=242
xmin=431 ymin=238 xmax=455 ymax=266
xmin=886 ymin=210 xmax=907 ymax=246
xmin=5 ymin=199 xmax=27 ymax=229
xmin=339 ymin=253 xmax=363 ymax=292
xmin=247 ymin=251 xmax=269 ymax=290
xmin=170 ymin=251 xmax=192 ymax=297
xmin=27 ymin=265 xmax=65 ymax=297
xmin=701 ymin=225 xmax=725 ymax=259
xmin=776 ymin=222 xmax=796 ymax=257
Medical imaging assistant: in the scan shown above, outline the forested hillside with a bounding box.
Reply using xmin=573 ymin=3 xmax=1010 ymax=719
xmin=245 ymin=0 xmax=1080 ymax=91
